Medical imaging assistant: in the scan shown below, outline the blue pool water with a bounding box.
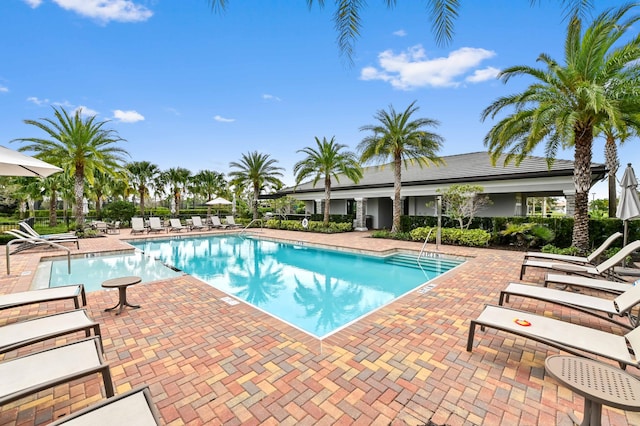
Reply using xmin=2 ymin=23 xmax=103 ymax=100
xmin=48 ymin=235 xmax=463 ymax=338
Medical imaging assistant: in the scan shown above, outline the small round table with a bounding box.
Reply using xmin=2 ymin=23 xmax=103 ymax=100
xmin=102 ymin=276 xmax=142 ymax=315
xmin=545 ymin=355 xmax=640 ymax=426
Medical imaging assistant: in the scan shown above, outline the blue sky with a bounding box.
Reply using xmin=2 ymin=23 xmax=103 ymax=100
xmin=1 ymin=0 xmax=637 ymax=198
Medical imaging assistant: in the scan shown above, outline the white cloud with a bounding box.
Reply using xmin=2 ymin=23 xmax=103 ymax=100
xmin=27 ymin=96 xmax=50 ymax=105
xmin=393 ymin=29 xmax=407 ymax=37
xmin=113 ymin=109 xmax=144 ymax=122
xmin=0 ymin=86 xmax=8 ymax=93
xmin=22 ymin=0 xmax=42 ymax=7
xmin=465 ymin=66 xmax=501 ymax=83
xmin=76 ymin=105 xmax=99 ymax=117
xmin=262 ymin=94 xmax=282 ymax=102
xmin=360 ymin=45 xmax=497 ymax=90
xmin=51 ymin=0 xmax=153 ymax=23
xmin=165 ymin=107 xmax=181 ymax=116
xmin=214 ymin=115 xmax=235 ymax=123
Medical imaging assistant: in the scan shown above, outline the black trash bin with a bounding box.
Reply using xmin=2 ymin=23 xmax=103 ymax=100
xmin=365 ymin=215 xmax=373 ymax=229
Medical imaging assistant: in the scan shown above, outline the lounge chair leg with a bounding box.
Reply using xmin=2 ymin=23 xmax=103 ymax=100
xmin=519 ymin=265 xmax=526 ymax=280
xmin=499 ymin=291 xmax=509 ymax=305
xmin=101 ymin=366 xmax=115 ymax=397
xmin=467 ymin=321 xmax=477 ymax=352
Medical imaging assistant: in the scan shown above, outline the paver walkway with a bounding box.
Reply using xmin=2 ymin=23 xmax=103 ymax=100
xmin=0 ymin=228 xmax=638 ymax=425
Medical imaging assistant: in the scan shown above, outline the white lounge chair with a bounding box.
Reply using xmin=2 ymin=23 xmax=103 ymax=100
xmin=19 ymin=221 xmax=79 ymax=247
xmin=49 ymin=385 xmax=160 ymax=425
xmin=523 ymin=232 xmax=622 ymax=265
xmin=148 ymin=217 xmax=165 ymax=233
xmin=499 ymin=282 xmax=640 ymax=329
xmin=168 ymin=218 xmax=189 ymax=232
xmin=0 ymin=284 xmax=86 ymax=312
xmin=0 ymin=336 xmax=114 ymax=405
xmin=191 ymin=216 xmax=208 ymax=231
xmin=545 ymin=273 xmax=632 ymax=295
xmin=520 ymin=240 xmax=640 ymax=281
xmin=210 ymin=216 xmax=228 ymax=229
xmin=0 ymin=309 xmax=100 ymax=355
xmin=467 ymin=304 xmax=640 ymax=369
xmin=130 ymin=217 xmax=146 ymax=234
xmin=226 ymin=215 xmax=241 ymax=228
xmin=5 ymin=230 xmax=78 ymax=255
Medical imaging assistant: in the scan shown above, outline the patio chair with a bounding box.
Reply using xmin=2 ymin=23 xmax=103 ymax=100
xmin=519 ymin=240 xmax=640 ymax=281
xmin=19 ymin=221 xmax=79 ymax=248
xmin=48 ymin=385 xmax=160 ymax=425
xmin=107 ymin=220 xmax=121 ymax=234
xmin=523 ymin=232 xmax=622 ymax=265
xmin=148 ymin=217 xmax=165 ymax=233
xmin=499 ymin=282 xmax=640 ymax=329
xmin=0 ymin=309 xmax=100 ymax=355
xmin=130 ymin=217 xmax=146 ymax=234
xmin=544 ymin=273 xmax=632 ymax=295
xmin=467 ymin=304 xmax=640 ymax=369
xmin=5 ymin=230 xmax=79 ymax=255
xmin=0 ymin=336 xmax=114 ymax=406
xmin=225 ymin=215 xmax=241 ymax=228
xmin=0 ymin=284 xmax=86 ymax=312
xmin=191 ymin=216 xmax=208 ymax=231
xmin=168 ymin=218 xmax=189 ymax=232
xmin=210 ymin=215 xmax=228 ymax=229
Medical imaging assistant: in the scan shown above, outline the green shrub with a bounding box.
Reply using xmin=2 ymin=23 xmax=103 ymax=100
xmin=265 ymin=219 xmax=352 ymax=233
xmin=102 ymin=201 xmax=137 ymax=225
xmin=409 ymin=226 xmax=491 ymax=247
xmin=500 ymin=223 xmax=555 ymax=249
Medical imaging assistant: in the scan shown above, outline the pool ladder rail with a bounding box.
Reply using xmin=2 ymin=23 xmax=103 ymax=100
xmin=239 ymin=218 xmax=263 ymax=236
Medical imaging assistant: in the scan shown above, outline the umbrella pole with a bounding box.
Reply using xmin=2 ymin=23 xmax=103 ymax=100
xmin=624 ymin=220 xmax=629 ymax=266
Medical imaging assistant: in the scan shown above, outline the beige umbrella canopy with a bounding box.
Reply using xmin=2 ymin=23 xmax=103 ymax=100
xmin=0 ymin=145 xmax=62 ymax=177
xmin=616 ymin=163 xmax=640 ymax=246
xmin=205 ymin=197 xmax=232 ymax=206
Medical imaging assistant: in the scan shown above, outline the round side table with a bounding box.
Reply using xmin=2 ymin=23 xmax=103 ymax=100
xmin=102 ymin=276 xmax=142 ymax=315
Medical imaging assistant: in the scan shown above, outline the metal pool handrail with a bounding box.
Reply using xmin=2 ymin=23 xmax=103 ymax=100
xmin=417 ymin=228 xmax=434 ymax=269
xmin=239 ymin=218 xmax=263 ymax=236
xmin=6 ymin=238 xmax=71 ymax=275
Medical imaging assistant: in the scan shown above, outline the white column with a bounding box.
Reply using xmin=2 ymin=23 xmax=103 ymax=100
xmin=354 ymin=198 xmax=368 ymax=231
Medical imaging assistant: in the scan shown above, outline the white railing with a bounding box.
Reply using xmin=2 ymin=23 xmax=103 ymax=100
xmin=239 ymin=218 xmax=263 ymax=236
xmin=417 ymin=228 xmax=434 ymax=269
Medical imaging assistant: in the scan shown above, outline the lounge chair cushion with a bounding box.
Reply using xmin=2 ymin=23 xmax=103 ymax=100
xmin=0 ymin=284 xmax=86 ymax=311
xmin=49 ymin=386 xmax=159 ymax=425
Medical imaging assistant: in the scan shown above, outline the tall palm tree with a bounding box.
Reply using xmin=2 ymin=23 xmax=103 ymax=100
xmin=293 ymin=136 xmax=363 ymax=226
xmin=41 ymin=172 xmax=66 ymax=226
xmin=481 ymin=4 xmax=640 ymax=253
xmin=358 ymin=101 xmax=444 ymax=233
xmin=162 ymin=167 xmax=191 ymax=216
xmin=229 ymin=151 xmax=284 ymax=220
xmin=207 ymin=1 xmax=590 ymax=64
xmin=127 ymin=161 xmax=161 ymax=216
xmin=192 ymin=170 xmax=228 ymax=215
xmin=13 ymin=107 xmax=128 ymax=228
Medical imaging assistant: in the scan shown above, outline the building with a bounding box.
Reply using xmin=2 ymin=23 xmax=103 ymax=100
xmin=277 ymin=152 xmax=607 ymax=230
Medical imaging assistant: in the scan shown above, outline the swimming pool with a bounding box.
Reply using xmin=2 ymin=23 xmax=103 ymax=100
xmin=48 ymin=235 xmax=464 ymax=338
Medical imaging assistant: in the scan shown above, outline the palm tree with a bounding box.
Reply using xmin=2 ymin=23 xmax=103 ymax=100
xmin=127 ymin=161 xmax=160 ymax=216
xmin=162 ymin=167 xmax=191 ymax=216
xmin=293 ymin=136 xmax=363 ymax=226
xmin=229 ymin=151 xmax=284 ymax=220
xmin=358 ymin=101 xmax=444 ymax=233
xmin=191 ymin=170 xmax=228 ymax=215
xmin=41 ymin=172 xmax=66 ymax=226
xmin=481 ymin=5 xmax=640 ymax=253
xmin=208 ymin=1 xmax=591 ymax=64
xmin=13 ymin=107 xmax=128 ymax=228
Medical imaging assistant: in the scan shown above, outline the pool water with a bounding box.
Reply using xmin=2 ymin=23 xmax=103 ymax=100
xmin=48 ymin=235 xmax=463 ymax=338
xmin=44 ymin=251 xmax=183 ymax=289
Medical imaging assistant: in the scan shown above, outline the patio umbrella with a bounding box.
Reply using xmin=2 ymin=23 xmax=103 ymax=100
xmin=0 ymin=145 xmax=62 ymax=177
xmin=616 ymin=163 xmax=640 ymax=246
xmin=205 ymin=196 xmax=232 ymax=216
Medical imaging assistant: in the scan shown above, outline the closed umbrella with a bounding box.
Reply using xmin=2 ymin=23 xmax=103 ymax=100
xmin=616 ymin=163 xmax=640 ymax=246
xmin=0 ymin=145 xmax=62 ymax=177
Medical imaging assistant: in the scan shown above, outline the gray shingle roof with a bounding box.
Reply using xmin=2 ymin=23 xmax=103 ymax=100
xmin=280 ymin=151 xmax=606 ymax=194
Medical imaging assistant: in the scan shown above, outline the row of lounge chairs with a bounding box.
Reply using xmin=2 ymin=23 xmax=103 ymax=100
xmin=0 ymin=285 xmax=160 ymax=424
xmin=130 ymin=216 xmax=240 ymax=234
xmin=468 ymin=237 xmax=640 ymax=369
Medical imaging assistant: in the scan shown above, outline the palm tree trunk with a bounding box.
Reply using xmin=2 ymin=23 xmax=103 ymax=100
xmin=49 ymin=189 xmax=57 ymax=227
xmin=139 ymin=188 xmax=145 ymax=216
xmin=392 ymin=156 xmax=402 ymax=233
xmin=324 ymin=177 xmax=331 ymax=226
xmin=572 ymin=129 xmax=593 ymax=253
xmin=74 ymin=170 xmax=84 ymax=229
xmin=605 ymin=135 xmax=619 ymax=218
xmin=253 ymin=186 xmax=260 ymax=220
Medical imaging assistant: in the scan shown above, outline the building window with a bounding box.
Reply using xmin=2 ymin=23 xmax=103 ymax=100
xmin=347 ymin=199 xmax=356 ymax=215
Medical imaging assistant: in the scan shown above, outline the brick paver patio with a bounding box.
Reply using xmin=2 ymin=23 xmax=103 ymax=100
xmin=0 ymin=227 xmax=638 ymax=425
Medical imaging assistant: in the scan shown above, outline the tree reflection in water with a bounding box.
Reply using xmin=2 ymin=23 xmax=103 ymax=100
xmin=293 ymin=274 xmax=363 ymax=335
